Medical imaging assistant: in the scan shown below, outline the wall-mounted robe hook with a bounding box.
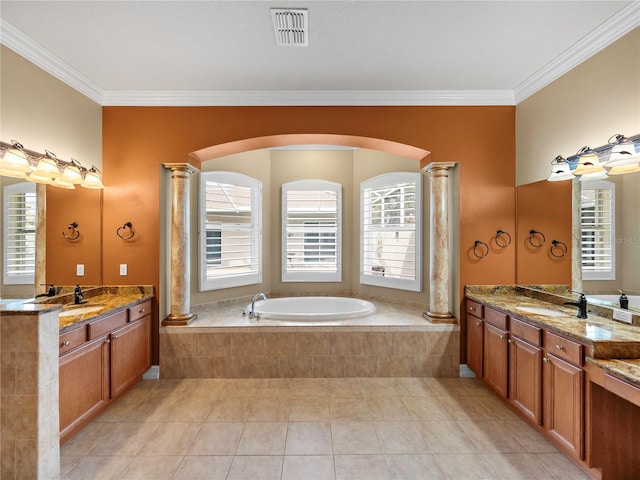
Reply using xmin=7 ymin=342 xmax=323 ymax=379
xmin=550 ymin=240 xmax=568 ymax=258
xmin=495 ymin=229 xmax=512 ymax=248
xmin=473 ymin=240 xmax=489 ymax=259
xmin=62 ymin=222 xmax=80 ymax=241
xmin=116 ymin=222 xmax=135 ymax=240
xmin=527 ymin=229 xmax=546 ymax=248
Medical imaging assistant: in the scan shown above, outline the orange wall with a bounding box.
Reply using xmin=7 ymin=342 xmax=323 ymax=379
xmin=102 ymin=105 xmax=517 ymax=363
xmin=516 ymin=180 xmax=572 ymax=284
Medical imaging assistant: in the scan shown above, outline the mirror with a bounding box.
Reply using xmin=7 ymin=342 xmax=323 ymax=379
xmin=0 ymin=177 xmax=102 ymax=299
xmin=516 ymin=173 xmax=640 ymax=313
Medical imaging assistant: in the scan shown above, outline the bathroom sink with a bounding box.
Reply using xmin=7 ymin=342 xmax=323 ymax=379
xmin=59 ymin=304 xmax=105 ymax=317
xmin=515 ymin=306 xmax=566 ymax=317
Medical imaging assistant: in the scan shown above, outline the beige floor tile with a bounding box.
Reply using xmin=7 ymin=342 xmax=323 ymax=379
xmin=368 ymin=396 xmax=413 ymax=421
xmin=327 ymin=378 xmax=363 ymax=397
xmin=334 ymin=454 xmax=390 ymax=480
xmin=161 ymin=392 xmax=216 ymax=422
xmin=374 ymin=421 xmax=428 ymax=454
xmin=393 ymin=377 xmax=434 ymax=396
xmin=256 ymin=378 xmax=292 ymax=397
xmin=206 ymin=396 xmax=252 ymax=422
xmin=482 ymin=453 xmax=556 ymax=479
xmin=136 ymin=422 xmax=201 ymax=456
xmin=501 ymin=420 xmax=558 ymax=453
xmin=475 ymin=394 xmax=520 ymax=420
xmin=120 ymin=395 xmax=173 ymax=423
xmin=331 ymin=422 xmax=382 ymax=454
xmin=88 ymin=422 xmax=160 ymax=456
xmin=187 ymin=422 xmax=244 ymax=455
xmin=359 ymin=377 xmax=399 ymax=397
xmin=402 ymin=395 xmax=454 ymax=421
xmin=383 ymin=454 xmax=445 ymax=480
xmin=61 ymin=456 xmax=132 ymax=480
xmin=117 ymin=455 xmax=183 ymax=479
xmin=247 ymin=396 xmax=291 ymax=421
xmin=434 ymin=453 xmax=499 ymax=479
xmin=219 ymin=378 xmax=262 ymax=397
xmin=236 ymin=421 xmax=288 ymax=455
xmin=329 ymin=397 xmax=375 ymax=421
xmin=422 ymin=378 xmax=471 ymax=396
xmin=60 ymin=456 xmax=82 ymax=477
xmin=61 ymin=422 xmax=116 ymax=457
xmin=285 ymin=421 xmax=333 ymax=455
xmin=288 ymin=377 xmax=329 ymax=397
xmin=226 ymin=455 xmax=284 ymax=480
xmin=535 ymin=453 xmax=594 ymax=480
xmin=289 ymin=396 xmax=330 ymax=421
xmin=458 ymin=420 xmax=526 ymax=453
xmin=439 ymin=394 xmax=503 ymax=421
xmin=172 ymin=455 xmax=233 ymax=479
xmin=282 ymin=455 xmax=336 ymax=480
xmin=416 ymin=421 xmax=480 ymax=453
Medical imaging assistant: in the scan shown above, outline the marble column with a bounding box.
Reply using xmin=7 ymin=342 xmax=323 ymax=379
xmin=35 ymin=184 xmax=47 ymax=295
xmin=423 ymin=162 xmax=457 ymax=322
xmin=571 ymin=178 xmax=583 ymax=293
xmin=162 ymin=163 xmax=199 ymax=326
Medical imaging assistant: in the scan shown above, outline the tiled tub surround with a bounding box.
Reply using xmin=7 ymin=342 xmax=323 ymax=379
xmin=160 ymin=296 xmax=460 ymax=379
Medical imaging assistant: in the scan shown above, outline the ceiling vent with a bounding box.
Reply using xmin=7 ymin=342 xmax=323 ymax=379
xmin=271 ymin=8 xmax=308 ymax=47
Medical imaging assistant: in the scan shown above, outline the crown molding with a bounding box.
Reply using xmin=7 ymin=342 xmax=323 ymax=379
xmin=514 ymin=2 xmax=640 ymax=104
xmin=1 ymin=19 xmax=104 ymax=104
xmin=101 ymin=89 xmax=515 ymax=106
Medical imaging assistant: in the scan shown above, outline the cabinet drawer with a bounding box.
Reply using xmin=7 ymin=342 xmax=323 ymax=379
xmin=604 ymin=374 xmax=640 ymax=407
xmin=129 ymin=300 xmax=151 ymax=322
xmin=467 ymin=299 xmax=483 ymax=318
xmin=510 ymin=317 xmax=542 ymax=347
xmin=545 ymin=331 xmax=583 ymax=366
xmin=484 ymin=307 xmax=508 ymax=330
xmin=87 ymin=311 xmax=127 ymax=340
xmin=59 ymin=327 xmax=86 ymax=355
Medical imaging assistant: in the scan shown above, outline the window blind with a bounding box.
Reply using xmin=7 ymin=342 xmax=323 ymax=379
xmin=3 ymin=182 xmax=37 ymax=284
xmin=581 ymin=181 xmax=615 ymax=280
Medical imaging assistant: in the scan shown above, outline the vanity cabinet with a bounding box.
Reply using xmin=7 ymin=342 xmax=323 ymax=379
xmin=58 ymin=299 xmax=152 ymax=444
xmin=483 ymin=308 xmax=509 ymax=398
xmin=466 ymin=299 xmax=484 ymax=377
xmin=508 ymin=317 xmax=543 ymax=425
xmin=543 ymin=331 xmax=584 ymax=459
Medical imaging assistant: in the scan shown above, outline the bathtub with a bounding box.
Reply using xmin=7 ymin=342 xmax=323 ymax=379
xmin=587 ymin=294 xmax=640 ymax=310
xmin=246 ymin=296 xmax=377 ymax=320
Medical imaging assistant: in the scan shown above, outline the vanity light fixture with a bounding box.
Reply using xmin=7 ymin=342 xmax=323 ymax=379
xmin=547 ymin=133 xmax=640 ymax=182
xmin=0 ymin=140 xmax=104 ymax=189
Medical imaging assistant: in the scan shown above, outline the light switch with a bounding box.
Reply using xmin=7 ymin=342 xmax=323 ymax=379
xmin=76 ymin=264 xmax=85 ymax=276
xmin=120 ymin=264 xmax=127 ymax=276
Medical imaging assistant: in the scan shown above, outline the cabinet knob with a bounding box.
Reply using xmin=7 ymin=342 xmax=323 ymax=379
xmin=507 ymin=339 xmax=513 ymax=344
xmin=62 ymin=340 xmax=70 ymax=347
xmin=112 ymin=334 xmax=119 ymax=340
xmin=543 ymin=357 xmax=549 ymax=363
xmin=105 ymin=338 xmax=111 ymax=344
xmin=555 ymin=344 xmax=564 ymax=351
xmin=475 ymin=320 xmax=482 ymax=326
xmin=469 ymin=306 xmax=474 ymax=311
xmin=499 ymin=334 xmax=506 ymax=340
xmin=139 ymin=308 xmax=145 ymax=314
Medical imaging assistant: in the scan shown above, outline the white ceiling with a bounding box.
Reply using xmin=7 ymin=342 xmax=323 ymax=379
xmin=1 ymin=1 xmax=638 ymax=106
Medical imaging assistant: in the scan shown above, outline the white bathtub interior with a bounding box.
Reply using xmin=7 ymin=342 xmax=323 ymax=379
xmin=246 ymin=296 xmax=377 ymax=320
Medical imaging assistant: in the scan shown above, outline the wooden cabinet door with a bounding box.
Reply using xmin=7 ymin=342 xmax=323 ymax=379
xmin=509 ymin=336 xmax=542 ymax=425
xmin=59 ymin=336 xmax=110 ymax=443
xmin=483 ymin=323 xmax=509 ymax=398
xmin=467 ymin=315 xmax=484 ymax=377
xmin=544 ymin=353 xmax=584 ymax=459
xmin=110 ymin=315 xmax=151 ymax=399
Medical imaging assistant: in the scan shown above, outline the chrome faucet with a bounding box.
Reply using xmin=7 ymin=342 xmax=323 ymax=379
xmin=250 ymin=293 xmax=267 ymax=319
xmin=74 ymin=284 xmax=84 ymax=305
xmin=564 ymin=292 xmax=588 ymax=319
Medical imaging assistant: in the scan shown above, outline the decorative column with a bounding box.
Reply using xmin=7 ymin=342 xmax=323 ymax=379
xmin=162 ymin=163 xmax=199 ymax=326
xmin=35 ymin=184 xmax=47 ymax=295
xmin=423 ymin=162 xmax=457 ymax=322
xmin=571 ymin=178 xmax=583 ymax=293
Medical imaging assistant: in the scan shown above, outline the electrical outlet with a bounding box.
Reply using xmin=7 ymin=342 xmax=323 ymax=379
xmin=613 ymin=308 xmax=633 ymax=324
xmin=119 ymin=264 xmax=127 ymax=276
xmin=76 ymin=264 xmax=84 ymax=276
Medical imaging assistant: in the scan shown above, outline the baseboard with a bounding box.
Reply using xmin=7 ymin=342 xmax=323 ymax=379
xmin=143 ymin=365 xmax=160 ymax=380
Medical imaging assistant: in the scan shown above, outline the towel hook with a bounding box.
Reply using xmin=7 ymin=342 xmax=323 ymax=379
xmin=472 ymin=240 xmax=489 ymax=259
xmin=527 ymin=229 xmax=546 ymax=248
xmin=116 ymin=222 xmax=135 ymax=240
xmin=62 ymin=222 xmax=80 ymax=241
xmin=550 ymin=240 xmax=568 ymax=258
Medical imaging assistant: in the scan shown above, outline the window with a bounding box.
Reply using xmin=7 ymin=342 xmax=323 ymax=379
xmin=282 ymin=180 xmax=341 ymax=282
xmin=3 ymin=182 xmax=37 ymax=285
xmin=361 ymin=172 xmax=422 ymax=291
xmin=581 ymin=180 xmax=615 ymax=280
xmin=199 ymin=172 xmax=262 ymax=290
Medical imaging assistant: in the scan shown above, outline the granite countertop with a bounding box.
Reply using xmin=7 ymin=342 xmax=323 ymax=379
xmin=2 ymin=286 xmax=154 ymax=331
xmin=466 ymin=285 xmax=640 ymax=390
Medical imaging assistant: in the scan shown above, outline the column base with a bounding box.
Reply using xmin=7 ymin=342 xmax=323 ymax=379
xmin=162 ymin=313 xmax=197 ymax=326
xmin=423 ymin=311 xmax=457 ymax=323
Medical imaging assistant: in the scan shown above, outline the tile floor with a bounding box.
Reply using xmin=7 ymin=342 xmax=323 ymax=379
xmin=60 ymin=377 xmax=593 ymax=479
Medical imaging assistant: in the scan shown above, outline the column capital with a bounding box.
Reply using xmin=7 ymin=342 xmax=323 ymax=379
xmin=422 ymin=162 xmax=457 ymax=176
xmin=163 ymin=163 xmax=200 ymax=175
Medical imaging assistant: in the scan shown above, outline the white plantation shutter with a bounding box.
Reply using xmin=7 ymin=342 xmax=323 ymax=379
xmin=361 ymin=172 xmax=422 ymax=291
xmin=199 ymin=172 xmax=262 ymax=290
xmin=282 ymin=180 xmax=341 ymax=282
xmin=3 ymin=182 xmax=37 ymax=284
xmin=581 ymin=180 xmax=615 ymax=280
